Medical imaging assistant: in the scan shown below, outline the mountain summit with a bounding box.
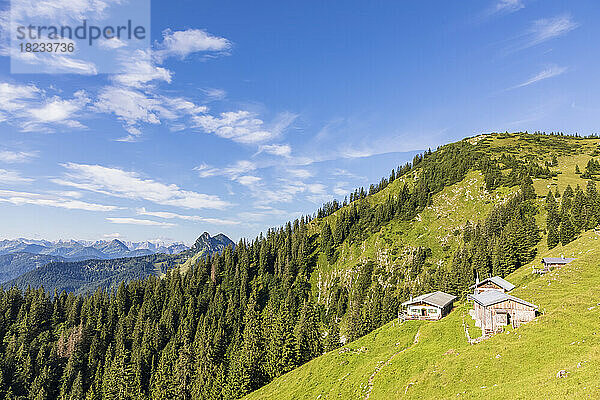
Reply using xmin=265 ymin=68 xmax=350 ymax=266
xmin=188 ymin=232 xmax=235 ymax=256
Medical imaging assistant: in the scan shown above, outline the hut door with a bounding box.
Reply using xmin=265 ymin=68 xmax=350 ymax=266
xmin=421 ymin=308 xmax=427 ymax=317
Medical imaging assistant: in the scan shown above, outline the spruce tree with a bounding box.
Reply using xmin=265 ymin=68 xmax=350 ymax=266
xmin=294 ymin=300 xmax=323 ymax=365
xmin=559 ymin=217 xmax=575 ymax=246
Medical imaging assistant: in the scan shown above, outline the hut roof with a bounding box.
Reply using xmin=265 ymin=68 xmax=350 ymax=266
xmin=469 ymin=276 xmax=515 ymax=292
xmin=542 ymin=257 xmax=576 ymax=265
xmin=402 ymin=291 xmax=457 ymax=308
xmin=469 ymin=290 xmax=537 ymax=309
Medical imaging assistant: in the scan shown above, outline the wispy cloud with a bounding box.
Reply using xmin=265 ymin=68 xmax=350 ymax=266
xmin=287 ymin=169 xmax=313 ymax=179
xmin=529 ymin=15 xmax=578 ymax=46
xmin=0 ymin=150 xmax=38 ymax=163
xmin=137 ymin=207 xmax=240 ymax=225
xmin=511 ymin=14 xmax=579 ymax=51
xmin=53 ymin=163 xmax=230 ymax=210
xmin=153 ymin=29 xmax=231 ymax=63
xmin=193 ymin=111 xmax=297 ymax=144
xmin=0 ymin=169 xmax=33 ymax=183
xmin=0 ymin=82 xmax=89 ymax=132
xmin=236 ymin=175 xmax=262 ymax=186
xmin=0 ymin=189 xmax=119 ymax=211
xmin=257 ymin=144 xmax=292 ymax=157
xmin=94 ymin=85 xmax=208 ymax=141
xmin=492 ymin=0 xmax=525 ymax=15
xmin=511 ymin=65 xmax=568 ymax=89
xmin=106 ymin=217 xmax=176 ymax=227
xmin=202 ymin=88 xmax=226 ymax=101
xmin=195 ymin=160 xmax=257 ymax=179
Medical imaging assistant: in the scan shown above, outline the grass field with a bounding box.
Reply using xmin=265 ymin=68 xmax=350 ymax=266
xmin=246 ymin=230 xmax=600 ymax=400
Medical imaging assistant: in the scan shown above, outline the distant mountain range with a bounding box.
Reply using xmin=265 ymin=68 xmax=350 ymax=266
xmin=0 ymin=233 xmax=234 ymax=287
xmin=0 ymin=238 xmax=189 ymax=261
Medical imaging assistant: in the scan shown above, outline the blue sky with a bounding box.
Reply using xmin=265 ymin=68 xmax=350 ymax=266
xmin=0 ymin=0 xmax=598 ymax=243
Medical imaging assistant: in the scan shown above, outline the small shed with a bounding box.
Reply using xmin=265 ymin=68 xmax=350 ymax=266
xmin=402 ymin=291 xmax=457 ymax=320
xmin=469 ymin=291 xmax=537 ymax=336
xmin=470 ymin=276 xmax=515 ymax=294
xmin=535 ymin=257 xmax=576 ymax=274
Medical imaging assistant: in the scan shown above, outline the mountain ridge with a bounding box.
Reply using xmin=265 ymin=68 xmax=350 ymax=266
xmin=0 ymin=232 xmax=233 ymax=288
xmin=1 ymin=132 xmax=599 ymax=399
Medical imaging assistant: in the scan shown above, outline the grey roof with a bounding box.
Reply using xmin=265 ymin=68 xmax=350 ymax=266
xmin=469 ymin=290 xmax=537 ymax=309
xmin=543 ymin=257 xmax=576 ymax=265
xmin=402 ymin=291 xmax=457 ymax=308
xmin=470 ymin=276 xmax=515 ymax=292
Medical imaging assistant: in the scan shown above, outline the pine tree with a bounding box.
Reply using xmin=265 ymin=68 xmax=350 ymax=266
xmin=320 ymin=222 xmax=335 ymax=263
xmin=559 ymin=217 xmax=575 ymax=246
xmin=323 ymin=319 xmax=341 ymax=352
xmin=294 ymin=300 xmax=322 ymax=365
xmin=545 ymin=191 xmax=560 ymax=249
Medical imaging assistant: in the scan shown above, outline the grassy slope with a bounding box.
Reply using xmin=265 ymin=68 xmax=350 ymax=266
xmin=247 ymin=230 xmax=600 ymax=400
xmin=245 ymin=133 xmax=600 ymax=400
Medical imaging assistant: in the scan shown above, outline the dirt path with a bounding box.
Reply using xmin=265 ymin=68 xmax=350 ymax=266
xmin=363 ymin=326 xmax=421 ymax=400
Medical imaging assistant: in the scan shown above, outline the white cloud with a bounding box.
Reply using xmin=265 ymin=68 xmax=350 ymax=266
xmin=193 ymin=163 xmax=220 ymax=178
xmin=236 ymin=175 xmax=261 ymax=186
xmin=54 ymin=163 xmax=230 ymax=210
xmin=193 ymin=111 xmax=296 ymax=144
xmin=0 ymin=82 xmax=39 ymax=112
xmin=153 ymin=29 xmax=231 ymax=62
xmin=195 ymin=160 xmax=257 ymax=178
xmin=193 ymin=111 xmax=274 ymax=143
xmin=54 ymin=191 xmax=84 ymax=199
xmin=522 ymin=14 xmax=578 ymax=49
xmin=112 ymin=50 xmax=172 ymax=88
xmin=333 ymin=182 xmax=350 ymax=196
xmin=137 ymin=207 xmax=240 ymax=225
xmin=0 ymin=169 xmax=33 ymax=183
xmin=332 ymin=168 xmax=364 ymax=180
xmin=27 ymin=90 xmax=89 ymax=128
xmin=94 ymin=84 xmax=208 ymax=139
xmin=202 ymin=88 xmax=226 ymax=101
xmin=287 ymin=169 xmax=313 ymax=179
xmin=0 ymin=150 xmax=37 ymax=163
xmin=94 ymin=86 xmax=162 ymax=130
xmin=99 ymin=38 xmax=127 ymax=49
xmin=494 ymin=0 xmax=524 ymax=14
xmin=259 ymin=144 xmax=292 ymax=157
xmin=0 ymin=82 xmax=88 ymax=132
xmin=513 ymin=65 xmax=567 ymax=89
xmin=107 ymin=217 xmax=176 ymax=227
xmin=0 ymin=189 xmax=119 ymax=211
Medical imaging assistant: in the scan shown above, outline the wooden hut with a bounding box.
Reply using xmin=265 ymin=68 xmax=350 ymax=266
xmin=401 ymin=291 xmax=457 ymax=321
xmin=469 ymin=291 xmax=537 ymax=336
xmin=534 ymin=257 xmax=576 ymax=274
xmin=470 ymin=276 xmax=515 ymax=294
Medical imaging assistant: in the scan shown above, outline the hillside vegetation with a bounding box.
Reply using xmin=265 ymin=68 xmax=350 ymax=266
xmin=246 ymin=230 xmax=600 ymax=399
xmin=244 ymin=132 xmax=600 ymax=399
xmin=1 ymin=132 xmax=599 ymax=399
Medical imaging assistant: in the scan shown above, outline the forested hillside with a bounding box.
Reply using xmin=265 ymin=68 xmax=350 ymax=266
xmin=1 ymin=132 xmax=599 ymax=399
xmin=5 ymin=253 xmax=182 ymax=295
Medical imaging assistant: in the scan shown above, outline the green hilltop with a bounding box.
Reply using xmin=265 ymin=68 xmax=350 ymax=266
xmin=245 ymin=132 xmax=600 ymax=399
xmin=245 ymin=230 xmax=600 ymax=399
